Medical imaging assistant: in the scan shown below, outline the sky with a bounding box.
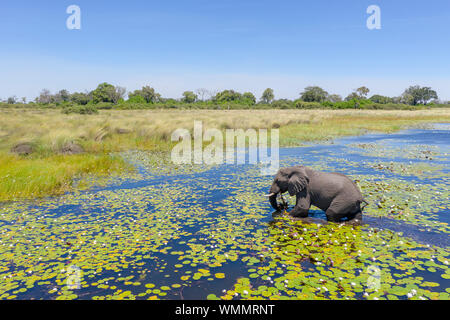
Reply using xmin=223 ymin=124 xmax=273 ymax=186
xmin=1 ymin=0 xmax=449 ymax=101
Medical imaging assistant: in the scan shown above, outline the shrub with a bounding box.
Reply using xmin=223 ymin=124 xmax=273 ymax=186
xmin=127 ymin=95 xmax=147 ymax=104
xmin=62 ymin=104 xmax=98 ymax=114
xmin=294 ymin=100 xmax=322 ymax=109
xmin=272 ymin=99 xmax=294 ymax=109
xmin=95 ymin=102 xmax=114 ymax=110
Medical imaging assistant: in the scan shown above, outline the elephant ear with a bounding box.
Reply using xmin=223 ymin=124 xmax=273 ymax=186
xmin=288 ymin=172 xmax=308 ymax=196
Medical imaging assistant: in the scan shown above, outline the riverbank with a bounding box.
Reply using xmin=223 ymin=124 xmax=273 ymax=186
xmin=0 ymin=108 xmax=449 ymax=201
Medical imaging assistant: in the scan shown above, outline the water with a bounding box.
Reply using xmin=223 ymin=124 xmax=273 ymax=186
xmin=0 ymin=124 xmax=448 ymax=300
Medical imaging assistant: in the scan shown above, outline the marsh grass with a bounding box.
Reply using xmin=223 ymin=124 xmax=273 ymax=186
xmin=0 ymin=153 xmax=131 ymax=201
xmin=279 ymin=114 xmax=443 ymax=145
xmin=0 ymin=108 xmax=449 ymax=201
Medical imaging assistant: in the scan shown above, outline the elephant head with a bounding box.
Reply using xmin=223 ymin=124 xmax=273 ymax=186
xmin=265 ymin=166 xmax=309 ymax=210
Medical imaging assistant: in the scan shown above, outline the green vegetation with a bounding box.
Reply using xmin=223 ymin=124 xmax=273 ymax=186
xmin=2 ymin=84 xmax=449 ymax=111
xmin=0 ymin=107 xmax=449 ymax=201
xmin=0 ymin=153 xmax=130 ymax=201
xmin=0 ymin=137 xmax=448 ymax=300
xmin=300 ymin=86 xmax=330 ymax=102
xmin=261 ymin=88 xmax=275 ymax=104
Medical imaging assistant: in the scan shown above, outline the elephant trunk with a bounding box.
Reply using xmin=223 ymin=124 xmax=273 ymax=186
xmin=267 ymin=183 xmax=281 ymax=210
xmin=269 ymin=193 xmax=279 ymax=210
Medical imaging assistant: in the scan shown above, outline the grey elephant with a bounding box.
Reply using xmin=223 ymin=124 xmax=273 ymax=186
xmin=266 ymin=166 xmax=367 ymax=222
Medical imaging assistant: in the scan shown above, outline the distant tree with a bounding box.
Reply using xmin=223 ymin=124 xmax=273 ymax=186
xmin=272 ymin=99 xmax=293 ymax=109
xmin=7 ymin=96 xmax=17 ymax=104
xmin=355 ymin=86 xmax=370 ymax=99
xmin=21 ymin=97 xmax=27 ymax=104
xmin=429 ymin=99 xmax=440 ymax=105
xmin=345 ymin=92 xmax=360 ymax=101
xmin=260 ymin=88 xmax=275 ymax=104
xmin=92 ymin=83 xmax=116 ymax=103
xmin=242 ymin=92 xmax=256 ymax=105
xmin=70 ymin=92 xmax=92 ymax=105
xmin=300 ymin=86 xmax=329 ymax=102
xmin=114 ymin=86 xmax=126 ymax=103
xmin=403 ymin=85 xmax=438 ymax=105
xmin=400 ymin=92 xmax=415 ymax=105
xmin=92 ymin=83 xmax=126 ymax=104
xmin=345 ymin=87 xmax=370 ymax=101
xmin=56 ymin=89 xmax=70 ymax=102
xmin=37 ymin=89 xmax=53 ymax=104
xmin=182 ymin=91 xmax=198 ymax=103
xmin=129 ymin=85 xmax=161 ymax=103
xmin=195 ymin=88 xmax=210 ymax=101
xmin=215 ymin=90 xmax=242 ymax=102
xmin=127 ymin=94 xmax=146 ymax=104
xmin=209 ymin=90 xmax=219 ymax=101
xmin=370 ymin=94 xmax=393 ymax=104
xmin=160 ymin=98 xmax=178 ymax=105
xmin=328 ymin=94 xmax=343 ymax=103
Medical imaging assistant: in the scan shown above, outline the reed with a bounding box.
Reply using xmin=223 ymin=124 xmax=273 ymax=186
xmin=0 ymin=107 xmax=448 ymax=201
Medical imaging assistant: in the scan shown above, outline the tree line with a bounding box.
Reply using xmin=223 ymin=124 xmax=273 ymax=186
xmin=1 ymin=83 xmax=446 ymax=112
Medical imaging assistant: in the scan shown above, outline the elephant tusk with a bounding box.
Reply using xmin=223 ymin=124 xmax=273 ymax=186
xmin=264 ymin=193 xmax=276 ymax=197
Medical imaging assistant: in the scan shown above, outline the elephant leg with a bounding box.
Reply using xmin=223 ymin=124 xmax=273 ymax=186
xmin=325 ymin=208 xmax=342 ymax=222
xmin=347 ymin=210 xmax=362 ymax=222
xmin=326 ymin=198 xmax=360 ymax=222
xmin=290 ymin=191 xmax=310 ymax=218
xmin=290 ymin=206 xmax=309 ymax=218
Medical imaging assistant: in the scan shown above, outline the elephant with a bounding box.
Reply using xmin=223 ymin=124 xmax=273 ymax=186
xmin=266 ymin=166 xmax=367 ymax=222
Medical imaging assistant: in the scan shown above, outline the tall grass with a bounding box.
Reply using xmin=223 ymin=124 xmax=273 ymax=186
xmin=1 ymin=108 xmax=449 ymax=153
xmin=0 ymin=107 xmax=449 ymax=201
xmin=0 ymin=153 xmax=130 ymax=201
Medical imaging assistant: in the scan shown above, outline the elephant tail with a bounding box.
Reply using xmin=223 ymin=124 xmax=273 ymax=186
xmin=360 ymin=199 xmax=369 ymax=211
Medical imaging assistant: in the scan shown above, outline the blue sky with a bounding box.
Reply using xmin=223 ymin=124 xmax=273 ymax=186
xmin=1 ymin=0 xmax=449 ymax=100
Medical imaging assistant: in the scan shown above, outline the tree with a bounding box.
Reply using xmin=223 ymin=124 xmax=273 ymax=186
xmin=242 ymin=92 xmax=256 ymax=105
xmin=403 ymin=86 xmax=438 ymax=105
xmin=355 ymin=86 xmax=370 ymax=99
xmin=328 ymin=94 xmax=343 ymax=103
xmin=70 ymin=92 xmax=92 ymax=105
xmin=195 ymin=88 xmax=210 ymax=101
xmin=370 ymin=94 xmax=393 ymax=104
xmin=114 ymin=86 xmax=126 ymax=103
xmin=129 ymin=85 xmax=161 ymax=103
xmin=260 ymin=88 xmax=275 ymax=104
xmin=215 ymin=90 xmax=242 ymax=102
xmin=56 ymin=89 xmax=70 ymax=102
xmin=127 ymin=94 xmax=146 ymax=103
xmin=272 ymin=99 xmax=293 ymax=109
xmin=36 ymin=89 xmax=53 ymax=104
xmin=92 ymin=83 xmax=126 ymax=104
xmin=400 ymin=92 xmax=415 ymax=105
xmin=345 ymin=92 xmax=360 ymax=101
xmin=345 ymin=87 xmax=370 ymax=101
xmin=92 ymin=83 xmax=116 ymax=103
xmin=182 ymin=91 xmax=198 ymax=103
xmin=7 ymin=96 xmax=17 ymax=104
xmin=300 ymin=86 xmax=329 ymax=102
